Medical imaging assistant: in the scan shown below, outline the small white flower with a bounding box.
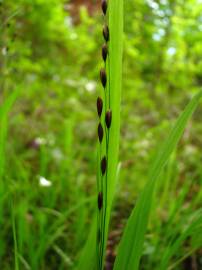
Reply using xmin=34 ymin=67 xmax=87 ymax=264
xmin=85 ymin=81 xmax=96 ymax=92
xmin=39 ymin=176 xmax=52 ymax=187
xmin=139 ymin=139 xmax=150 ymax=149
xmin=52 ymin=148 xmax=63 ymax=161
xmin=167 ymin=47 xmax=176 ymax=56
xmin=2 ymin=47 xmax=7 ymax=56
xmin=35 ymin=137 xmax=46 ymax=145
xmin=184 ymin=145 xmax=197 ymax=156
xmin=147 ymin=0 xmax=159 ymax=10
xmin=64 ymin=16 xmax=73 ymax=27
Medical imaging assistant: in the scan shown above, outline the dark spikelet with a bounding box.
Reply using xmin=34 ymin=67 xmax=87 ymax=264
xmin=101 ymin=156 xmax=107 ymax=175
xmin=97 ymin=97 xmax=103 ymax=117
xmin=98 ymin=123 xmax=104 ymax=143
xmin=103 ymin=25 xmax=109 ymax=42
xmin=101 ymin=0 xmax=108 ymax=15
xmin=105 ymin=110 xmax=112 ymax=128
xmin=98 ymin=192 xmax=103 ymax=210
xmin=100 ymin=68 xmax=107 ymax=88
xmin=102 ymin=44 xmax=108 ymax=62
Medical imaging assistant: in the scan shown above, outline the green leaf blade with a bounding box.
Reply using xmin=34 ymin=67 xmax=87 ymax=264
xmin=114 ymin=90 xmax=202 ymax=270
xmin=98 ymin=0 xmax=124 ymax=268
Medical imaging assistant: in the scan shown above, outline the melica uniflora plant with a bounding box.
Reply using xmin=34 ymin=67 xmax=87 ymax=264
xmin=96 ymin=0 xmax=112 ymax=269
xmin=92 ymin=1 xmax=202 ymax=270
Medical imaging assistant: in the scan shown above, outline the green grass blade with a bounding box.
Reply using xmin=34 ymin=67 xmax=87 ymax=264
xmin=96 ymin=0 xmax=123 ymax=269
xmin=114 ymin=90 xmax=202 ymax=270
xmin=103 ymin=0 xmax=123 ymax=257
xmin=11 ymin=200 xmax=19 ymax=270
xmin=35 ymin=197 xmax=95 ymax=268
xmin=0 ymin=89 xmax=19 ymax=181
xmin=53 ymin=244 xmax=73 ymax=267
xmin=77 ymin=215 xmax=97 ymax=270
xmin=159 ymin=209 xmax=202 ymax=270
xmin=107 ymin=0 xmax=123 ymax=208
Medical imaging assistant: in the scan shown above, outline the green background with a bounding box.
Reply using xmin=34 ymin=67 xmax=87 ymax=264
xmin=0 ymin=0 xmax=202 ymax=269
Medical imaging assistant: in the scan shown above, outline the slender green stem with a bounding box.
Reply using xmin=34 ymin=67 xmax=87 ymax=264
xmin=11 ymin=200 xmax=19 ymax=270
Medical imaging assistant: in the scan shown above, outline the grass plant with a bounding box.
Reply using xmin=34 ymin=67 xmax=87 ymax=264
xmin=0 ymin=1 xmax=202 ymax=269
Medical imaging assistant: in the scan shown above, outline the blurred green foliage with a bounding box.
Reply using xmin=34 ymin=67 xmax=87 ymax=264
xmin=0 ymin=0 xmax=202 ymax=269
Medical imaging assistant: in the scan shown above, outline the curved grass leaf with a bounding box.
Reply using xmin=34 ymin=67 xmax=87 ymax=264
xmin=114 ymin=90 xmax=202 ymax=270
xmin=159 ymin=209 xmax=202 ymax=270
xmin=0 ymin=89 xmax=19 ymax=181
xmin=77 ymin=215 xmax=97 ymax=270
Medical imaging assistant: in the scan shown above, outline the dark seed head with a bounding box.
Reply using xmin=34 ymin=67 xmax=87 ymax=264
xmin=102 ymin=44 xmax=108 ymax=62
xmin=103 ymin=25 xmax=109 ymax=42
xmin=97 ymin=97 xmax=103 ymax=117
xmin=101 ymin=156 xmax=107 ymax=175
xmin=105 ymin=110 xmax=112 ymax=129
xmin=100 ymin=68 xmax=107 ymax=88
xmin=98 ymin=123 xmax=104 ymax=143
xmin=98 ymin=192 xmax=103 ymax=210
xmin=101 ymin=0 xmax=108 ymax=15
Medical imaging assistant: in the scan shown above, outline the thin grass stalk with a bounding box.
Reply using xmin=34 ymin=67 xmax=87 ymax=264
xmin=96 ymin=0 xmax=123 ymax=269
xmin=11 ymin=199 xmax=19 ymax=270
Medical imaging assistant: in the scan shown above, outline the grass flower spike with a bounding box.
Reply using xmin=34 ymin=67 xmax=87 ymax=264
xmin=96 ymin=0 xmax=123 ymax=269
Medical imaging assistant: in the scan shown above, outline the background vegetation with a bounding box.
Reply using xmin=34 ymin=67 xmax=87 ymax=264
xmin=0 ymin=0 xmax=202 ymax=269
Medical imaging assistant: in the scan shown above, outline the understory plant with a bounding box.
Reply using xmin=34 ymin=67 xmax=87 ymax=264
xmin=1 ymin=1 xmax=202 ymax=269
xmin=78 ymin=1 xmax=202 ymax=270
xmin=96 ymin=0 xmax=123 ymax=269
